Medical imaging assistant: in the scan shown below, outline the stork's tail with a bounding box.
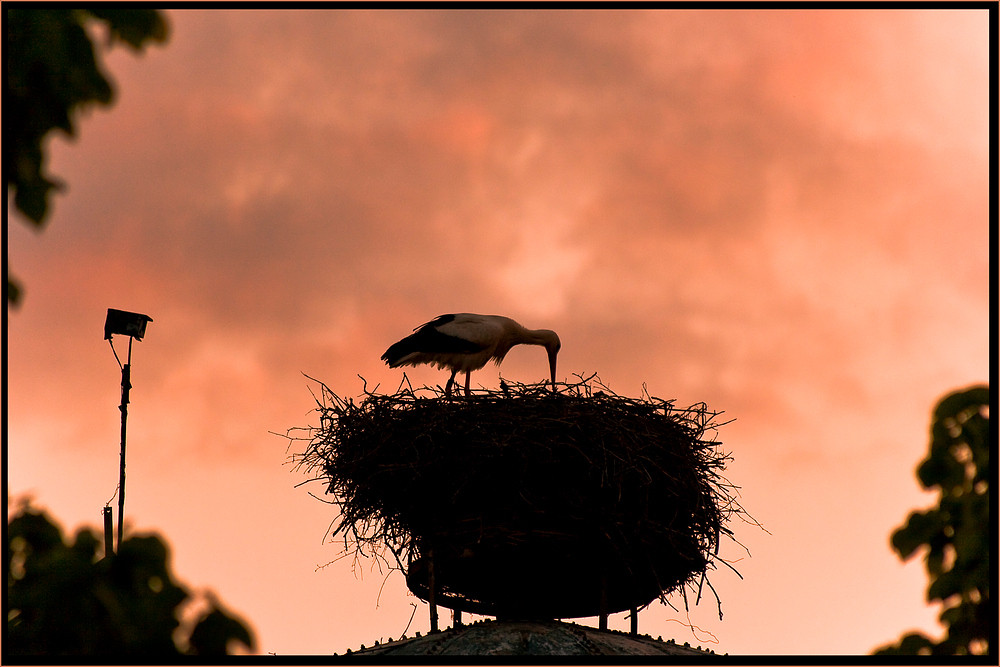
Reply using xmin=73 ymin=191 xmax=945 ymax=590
xmin=381 ymin=338 xmax=417 ymax=367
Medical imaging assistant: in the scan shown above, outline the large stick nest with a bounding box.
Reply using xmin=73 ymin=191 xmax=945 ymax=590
xmin=288 ymin=374 xmax=749 ymax=619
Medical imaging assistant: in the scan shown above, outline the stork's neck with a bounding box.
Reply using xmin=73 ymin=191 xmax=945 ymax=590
xmin=518 ymin=327 xmax=560 ymax=350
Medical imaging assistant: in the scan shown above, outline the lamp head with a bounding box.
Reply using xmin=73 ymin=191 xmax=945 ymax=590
xmin=104 ymin=309 xmax=153 ymax=341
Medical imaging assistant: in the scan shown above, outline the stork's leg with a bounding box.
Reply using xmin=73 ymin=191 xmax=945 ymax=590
xmin=464 ymin=371 xmax=471 ymax=397
xmin=445 ymin=369 xmax=458 ymax=398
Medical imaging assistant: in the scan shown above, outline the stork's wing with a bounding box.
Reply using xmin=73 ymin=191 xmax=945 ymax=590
xmin=431 ymin=313 xmax=508 ymax=348
xmin=413 ymin=313 xmax=457 ymax=332
xmin=381 ymin=315 xmax=485 ymax=366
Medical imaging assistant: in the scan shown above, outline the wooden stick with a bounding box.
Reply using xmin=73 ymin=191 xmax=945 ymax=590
xmin=102 ymin=506 xmax=114 ymax=558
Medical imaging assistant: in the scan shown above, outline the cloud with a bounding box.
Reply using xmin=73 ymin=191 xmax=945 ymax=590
xmin=19 ymin=9 xmax=986 ymax=460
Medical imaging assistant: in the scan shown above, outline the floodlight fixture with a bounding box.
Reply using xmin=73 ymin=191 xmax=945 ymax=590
xmin=104 ymin=308 xmax=153 ymax=341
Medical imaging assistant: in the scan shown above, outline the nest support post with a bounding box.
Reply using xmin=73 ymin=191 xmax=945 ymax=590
xmin=599 ymin=571 xmax=608 ymax=631
xmin=427 ymin=547 xmax=438 ymax=633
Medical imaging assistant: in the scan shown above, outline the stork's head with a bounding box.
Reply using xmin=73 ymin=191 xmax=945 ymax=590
xmin=518 ymin=325 xmax=561 ymax=392
xmin=538 ymin=330 xmax=561 ymax=392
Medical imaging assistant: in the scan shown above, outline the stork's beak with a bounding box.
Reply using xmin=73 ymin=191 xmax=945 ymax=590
xmin=548 ymin=348 xmax=558 ymax=393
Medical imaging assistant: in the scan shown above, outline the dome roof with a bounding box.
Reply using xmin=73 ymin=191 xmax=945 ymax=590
xmin=346 ymin=620 xmax=717 ymax=656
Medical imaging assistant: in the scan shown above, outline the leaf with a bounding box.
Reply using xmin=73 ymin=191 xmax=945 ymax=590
xmin=87 ymin=9 xmax=170 ymax=49
xmin=890 ymin=510 xmax=943 ymax=560
xmin=187 ymin=606 xmax=256 ymax=655
xmin=933 ymin=386 xmax=989 ymax=426
xmin=7 ymin=275 xmax=23 ymax=306
xmin=7 ymin=508 xmax=64 ymax=556
xmin=928 ymin=569 xmax=961 ymax=602
xmin=874 ymin=632 xmax=933 ymax=655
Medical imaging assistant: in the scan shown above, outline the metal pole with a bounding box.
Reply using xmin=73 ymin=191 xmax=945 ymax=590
xmin=116 ymin=336 xmax=133 ymax=548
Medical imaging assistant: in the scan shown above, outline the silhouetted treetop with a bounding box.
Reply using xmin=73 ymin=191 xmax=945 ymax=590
xmin=5 ymin=8 xmax=168 ymax=305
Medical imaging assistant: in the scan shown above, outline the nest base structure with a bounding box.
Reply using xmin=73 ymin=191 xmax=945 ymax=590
xmin=294 ymin=377 xmax=734 ymax=620
xmin=405 ymin=546 xmax=683 ymax=619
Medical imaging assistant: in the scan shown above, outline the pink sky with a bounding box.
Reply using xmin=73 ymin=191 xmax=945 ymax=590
xmin=6 ymin=8 xmax=990 ymax=656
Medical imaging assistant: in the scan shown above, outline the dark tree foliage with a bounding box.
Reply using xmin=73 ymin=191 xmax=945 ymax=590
xmin=874 ymin=385 xmax=991 ymax=656
xmin=6 ymin=502 xmax=255 ymax=657
xmin=4 ymin=7 xmax=169 ymax=305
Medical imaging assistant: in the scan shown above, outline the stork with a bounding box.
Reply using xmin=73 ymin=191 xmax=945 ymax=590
xmin=381 ymin=313 xmax=561 ymax=397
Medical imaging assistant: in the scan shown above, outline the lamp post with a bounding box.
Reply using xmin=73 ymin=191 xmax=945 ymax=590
xmin=104 ymin=308 xmax=153 ymax=553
